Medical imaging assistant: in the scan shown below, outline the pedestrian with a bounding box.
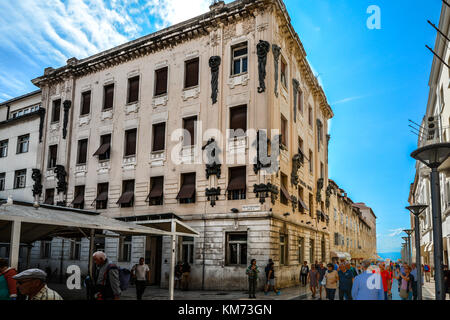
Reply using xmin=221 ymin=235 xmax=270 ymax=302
xmin=380 ymin=263 xmax=392 ymax=300
xmin=443 ymin=265 xmax=450 ymax=300
xmin=350 ymin=263 xmax=358 ymax=277
xmin=0 ymin=258 xmax=17 ymax=300
xmin=174 ymin=262 xmax=183 ymax=290
xmin=338 ymin=263 xmax=354 ymax=300
xmin=92 ymin=251 xmax=121 ymax=300
xmin=410 ymin=263 xmax=418 ymax=300
xmin=307 ymin=264 xmax=319 ymax=298
xmin=131 ymin=257 xmax=150 ymax=300
xmin=246 ymin=259 xmax=259 ymax=299
xmin=324 ymin=263 xmax=338 ymax=300
xmin=317 ymin=262 xmax=327 ymax=300
xmin=386 ymin=264 xmax=394 ymax=299
xmin=424 ymin=264 xmax=431 ymax=282
xmin=394 ymin=264 xmax=414 ymax=300
xmin=300 ymin=261 xmax=309 ymax=286
xmin=264 ymin=260 xmax=280 ymax=295
xmin=181 ymin=261 xmax=191 ymax=291
xmin=13 ymin=268 xmax=62 ymax=300
xmin=351 ymin=260 xmax=384 ymax=300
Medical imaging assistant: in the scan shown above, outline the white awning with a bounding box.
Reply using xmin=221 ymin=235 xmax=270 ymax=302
xmin=331 ymin=251 xmax=351 ymax=260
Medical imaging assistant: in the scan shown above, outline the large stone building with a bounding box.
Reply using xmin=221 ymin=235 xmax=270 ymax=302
xmin=408 ymin=2 xmax=450 ymax=268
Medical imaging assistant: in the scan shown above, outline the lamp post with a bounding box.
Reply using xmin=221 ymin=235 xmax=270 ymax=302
xmin=406 ymin=204 xmax=428 ymax=300
xmin=403 ymin=229 xmax=414 ymax=265
xmin=411 ymin=142 xmax=450 ymax=300
xmin=402 ymin=237 xmax=410 ymax=263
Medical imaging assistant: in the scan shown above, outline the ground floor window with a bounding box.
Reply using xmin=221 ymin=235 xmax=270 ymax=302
xmin=321 ymin=238 xmax=326 ymax=262
xmin=180 ymin=236 xmax=194 ymax=264
xmin=226 ymin=232 xmax=247 ymax=265
xmin=309 ymin=239 xmax=315 ymax=264
xmin=119 ymin=236 xmax=132 ymax=262
xmin=280 ymin=234 xmax=288 ymax=265
xmin=298 ymin=237 xmax=304 ymax=263
xmin=40 ymin=240 xmax=51 ymax=259
xmin=70 ymin=239 xmax=81 ymax=260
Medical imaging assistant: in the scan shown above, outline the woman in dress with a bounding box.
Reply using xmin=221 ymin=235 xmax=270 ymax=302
xmin=307 ymin=264 xmax=319 ymax=298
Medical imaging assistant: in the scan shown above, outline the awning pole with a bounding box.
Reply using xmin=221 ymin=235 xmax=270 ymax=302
xmin=9 ymin=220 xmax=21 ymax=270
xmin=88 ymin=229 xmax=95 ymax=279
xmin=169 ymin=220 xmax=176 ymax=300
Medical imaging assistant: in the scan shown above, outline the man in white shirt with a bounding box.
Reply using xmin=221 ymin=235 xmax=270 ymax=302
xmin=131 ymin=257 xmax=150 ymax=300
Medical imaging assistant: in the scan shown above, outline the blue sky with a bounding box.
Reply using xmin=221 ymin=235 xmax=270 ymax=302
xmin=0 ymin=0 xmax=442 ymax=254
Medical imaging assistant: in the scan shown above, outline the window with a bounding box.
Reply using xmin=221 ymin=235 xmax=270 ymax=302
xmin=14 ymin=169 xmax=26 ymax=189
xmin=181 ymin=237 xmax=194 ymax=264
xmin=231 ymin=43 xmax=248 ymax=76
xmin=308 ymin=105 xmax=313 ymax=127
xmin=226 ymin=232 xmax=247 ymax=265
xmin=309 ymin=193 xmax=314 ymax=217
xmin=334 ymin=233 xmax=339 ymax=246
xmin=320 ymin=162 xmax=324 ymax=179
xmin=298 ymin=88 xmax=303 ymax=114
xmin=77 ymin=139 xmax=88 ymax=164
xmin=70 ymin=240 xmax=81 ymax=260
xmin=80 ymin=91 xmax=91 ymax=116
xmin=298 ymin=237 xmax=304 ymax=263
xmin=10 ymin=105 xmax=40 ymax=119
xmin=280 ymin=172 xmax=289 ymax=205
xmin=0 ymin=140 xmax=8 ymax=158
xmin=51 ymin=99 xmax=61 ymax=123
xmin=298 ymin=186 xmax=305 ymax=213
xmin=0 ymin=173 xmax=5 ymax=191
xmin=298 ymin=137 xmax=303 ymax=155
xmin=44 ymin=188 xmax=55 ymax=205
xmin=94 ymin=134 xmax=111 ymax=161
xmin=334 ymin=208 xmax=337 ymax=221
xmin=229 ymin=105 xmax=247 ymax=137
xmin=103 ymin=84 xmax=114 ymax=110
xmin=309 ymin=239 xmax=315 ymax=263
xmin=183 ymin=116 xmax=196 ymax=147
xmin=184 ymin=58 xmax=199 ymax=89
xmin=309 ymin=149 xmax=313 ymax=174
xmin=280 ymin=234 xmax=288 ymax=265
xmin=177 ymin=172 xmax=196 ymax=204
xmin=321 ymin=238 xmax=326 ymax=262
xmin=155 ymin=67 xmax=168 ymax=96
xmin=117 ymin=180 xmax=134 ymax=208
xmin=152 ymin=122 xmax=166 ymax=152
xmin=127 ymin=76 xmax=140 ymax=104
xmin=281 ymin=116 xmax=287 ymax=147
xmin=95 ymin=183 xmax=109 ymax=210
xmin=72 ymin=185 xmax=85 ymax=209
xmin=124 ymin=128 xmax=137 ymax=156
xmin=40 ymin=241 xmax=51 ymax=259
xmin=280 ymin=58 xmax=287 ymax=88
xmin=317 ymin=119 xmax=323 ymax=150
xmin=48 ymin=145 xmax=58 ymax=169
xmin=227 ymin=166 xmax=246 ymax=200
xmin=147 ymin=176 xmax=164 ymax=206
xmin=119 ymin=236 xmax=132 ymax=262
xmin=17 ymin=134 xmax=29 ymax=154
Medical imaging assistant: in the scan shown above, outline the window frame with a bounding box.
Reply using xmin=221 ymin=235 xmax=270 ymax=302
xmin=103 ymin=83 xmax=114 ymax=111
xmin=183 ymin=58 xmax=200 ymax=89
xmin=16 ymin=134 xmax=30 ymax=154
xmin=51 ymin=99 xmax=61 ymax=123
xmin=127 ymin=75 xmax=140 ymax=104
xmin=0 ymin=139 xmax=8 ymax=158
xmin=225 ymin=232 xmax=248 ymax=266
xmin=48 ymin=145 xmax=58 ymax=169
xmin=231 ymin=43 xmax=248 ymax=76
xmin=14 ymin=169 xmax=26 ymax=189
xmin=0 ymin=172 xmax=5 ymax=191
xmin=124 ymin=128 xmax=137 ymax=157
xmin=76 ymin=139 xmax=88 ymax=165
xmin=154 ymin=66 xmax=168 ymax=97
xmin=80 ymin=90 xmax=91 ymax=116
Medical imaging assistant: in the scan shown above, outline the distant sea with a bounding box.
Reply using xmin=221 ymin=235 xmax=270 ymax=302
xmin=378 ymin=252 xmax=402 ymax=261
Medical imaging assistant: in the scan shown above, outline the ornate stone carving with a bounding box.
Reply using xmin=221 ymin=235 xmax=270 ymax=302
xmin=253 ymin=183 xmax=278 ymax=204
xmin=209 ymin=56 xmax=221 ymax=104
xmin=291 ymin=195 xmax=298 ymax=212
xmin=38 ymin=108 xmax=45 ymax=143
xmin=316 ymin=178 xmax=324 ymax=203
xmin=256 ymin=40 xmax=270 ymax=93
xmin=54 ymin=165 xmax=67 ymax=194
xmin=202 ymin=138 xmax=221 ymax=179
xmin=253 ymin=130 xmax=271 ymax=174
xmin=291 ymin=153 xmax=303 ymax=187
xmin=206 ymin=187 xmax=221 ymax=207
xmin=31 ymin=169 xmax=42 ymax=197
xmin=272 ymin=44 xmax=281 ymax=97
xmin=292 ymin=78 xmax=300 ymax=123
xmin=325 ymin=184 xmax=333 ymax=208
xmin=62 ymin=100 xmax=71 ymax=139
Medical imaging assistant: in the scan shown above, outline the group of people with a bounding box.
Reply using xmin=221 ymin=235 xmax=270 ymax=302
xmin=174 ymin=261 xmax=191 ymax=291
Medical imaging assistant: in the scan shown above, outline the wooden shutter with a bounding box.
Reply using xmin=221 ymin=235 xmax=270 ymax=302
xmin=77 ymin=139 xmax=88 ymax=164
xmin=176 ymin=173 xmax=196 ymax=199
xmin=183 ymin=117 xmax=196 ymax=146
xmin=227 ymin=166 xmax=246 ymax=191
xmin=147 ymin=176 xmax=164 ymax=199
xmin=184 ymin=58 xmax=199 ymax=88
xmin=125 ymin=129 xmax=137 ymax=156
xmin=155 ymin=67 xmax=168 ymax=96
xmin=93 ymin=134 xmax=111 ymax=157
xmin=230 ymin=105 xmax=247 ymax=134
xmin=81 ymin=91 xmax=91 ymax=115
xmin=117 ymin=180 xmax=134 ymax=205
xmin=103 ymin=84 xmax=114 ymax=110
xmin=152 ymin=122 xmax=166 ymax=151
xmin=128 ymin=76 xmax=140 ymax=103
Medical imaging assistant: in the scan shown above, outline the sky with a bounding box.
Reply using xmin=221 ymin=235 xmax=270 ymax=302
xmin=0 ymin=0 xmax=443 ymax=255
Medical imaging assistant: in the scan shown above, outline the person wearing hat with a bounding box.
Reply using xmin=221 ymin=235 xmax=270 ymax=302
xmin=13 ymin=268 xmax=62 ymax=300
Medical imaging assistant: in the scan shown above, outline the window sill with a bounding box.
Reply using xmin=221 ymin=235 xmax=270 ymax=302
xmin=228 ymin=73 xmax=249 ymax=88
xmin=152 ymin=94 xmax=168 ymax=108
xmin=182 ymin=86 xmax=200 ymax=101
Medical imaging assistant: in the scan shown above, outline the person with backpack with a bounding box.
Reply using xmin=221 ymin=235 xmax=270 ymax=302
xmin=131 ymin=257 xmax=150 ymax=300
xmin=92 ymin=251 xmax=122 ymax=300
xmin=0 ymin=258 xmax=17 ymax=300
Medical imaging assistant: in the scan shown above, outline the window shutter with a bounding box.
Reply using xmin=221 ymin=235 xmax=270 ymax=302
xmin=155 ymin=67 xmax=168 ymax=96
xmin=78 ymin=139 xmax=88 ymax=164
xmin=230 ymin=105 xmax=247 ymax=134
xmin=125 ymin=129 xmax=137 ymax=156
xmin=104 ymin=84 xmax=114 ymax=110
xmin=227 ymin=166 xmax=246 ymax=191
xmin=152 ymin=122 xmax=166 ymax=151
xmin=184 ymin=58 xmax=199 ymax=88
xmin=128 ymin=76 xmax=140 ymax=103
xmin=81 ymin=91 xmax=91 ymax=115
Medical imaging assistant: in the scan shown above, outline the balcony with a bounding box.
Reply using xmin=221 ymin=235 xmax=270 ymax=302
xmin=97 ymin=160 xmax=110 ymax=174
xmin=124 ymin=102 xmax=139 ymax=115
xmin=45 ymin=169 xmax=56 ymax=181
xmin=150 ymin=151 xmax=165 ymax=167
xmin=122 ymin=155 xmax=136 ymax=170
xmin=74 ymin=164 xmax=87 ymax=177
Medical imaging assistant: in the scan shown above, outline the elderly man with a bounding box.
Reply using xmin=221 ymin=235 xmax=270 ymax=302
xmin=92 ymin=251 xmax=121 ymax=300
xmin=351 ymin=260 xmax=384 ymax=300
xmin=13 ymin=268 xmax=62 ymax=300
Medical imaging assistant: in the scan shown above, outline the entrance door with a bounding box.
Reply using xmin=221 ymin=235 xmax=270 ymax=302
xmin=145 ymin=236 xmax=162 ymax=286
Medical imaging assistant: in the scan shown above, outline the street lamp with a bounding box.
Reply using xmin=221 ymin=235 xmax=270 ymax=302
xmin=411 ymin=142 xmax=450 ymax=300
xmin=406 ymin=203 xmax=428 ymax=300
xmin=403 ymin=229 xmax=414 ymax=265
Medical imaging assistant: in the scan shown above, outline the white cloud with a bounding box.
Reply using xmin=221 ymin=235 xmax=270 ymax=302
xmin=331 ymin=95 xmax=367 ymax=106
xmin=387 ymin=228 xmax=404 ymax=237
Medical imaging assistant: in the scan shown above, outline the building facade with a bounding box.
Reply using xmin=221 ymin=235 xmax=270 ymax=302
xmin=408 ymin=2 xmax=450 ymax=268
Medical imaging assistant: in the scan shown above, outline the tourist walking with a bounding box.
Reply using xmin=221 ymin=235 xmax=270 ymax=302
xmin=317 ymin=263 xmax=327 ymax=300
xmin=338 ymin=263 xmax=354 ymax=300
xmin=380 ymin=263 xmax=392 ymax=300
xmin=394 ymin=264 xmax=414 ymax=300
xmin=307 ymin=264 xmax=319 ymax=298
xmin=264 ymin=260 xmax=280 ymax=295
xmin=324 ymin=263 xmax=338 ymax=300
xmin=246 ymin=259 xmax=259 ymax=299
xmin=92 ymin=251 xmax=121 ymax=300
xmin=181 ymin=261 xmax=191 ymax=291
xmin=300 ymin=261 xmax=309 ymax=286
xmin=351 ymin=260 xmax=384 ymax=300
xmin=0 ymin=258 xmax=17 ymax=300
xmin=13 ymin=269 xmax=62 ymax=300
xmin=131 ymin=257 xmax=150 ymax=300
xmin=350 ymin=263 xmax=358 ymax=277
